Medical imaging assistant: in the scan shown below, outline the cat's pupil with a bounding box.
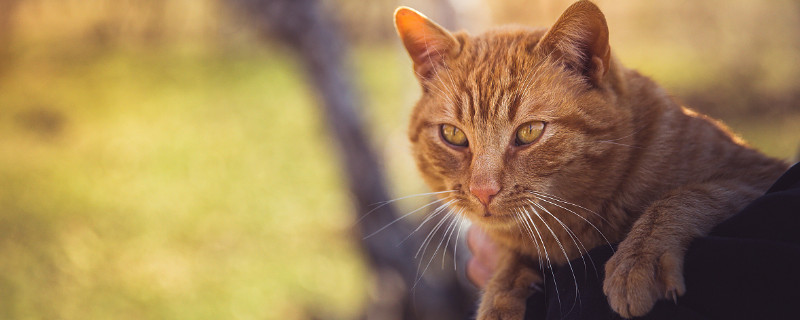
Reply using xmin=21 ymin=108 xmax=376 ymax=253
xmin=515 ymin=121 xmax=544 ymax=145
xmin=441 ymin=124 xmax=468 ymax=147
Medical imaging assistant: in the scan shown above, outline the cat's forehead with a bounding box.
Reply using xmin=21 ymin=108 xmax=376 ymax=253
xmin=458 ymin=28 xmax=547 ymax=79
xmin=428 ymin=28 xmax=562 ymax=128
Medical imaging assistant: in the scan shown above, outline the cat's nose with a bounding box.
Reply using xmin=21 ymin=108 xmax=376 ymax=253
xmin=470 ymin=180 xmax=500 ymax=206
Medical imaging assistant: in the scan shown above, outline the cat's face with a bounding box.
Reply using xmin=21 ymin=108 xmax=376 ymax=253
xmin=397 ymin=4 xmax=630 ymax=232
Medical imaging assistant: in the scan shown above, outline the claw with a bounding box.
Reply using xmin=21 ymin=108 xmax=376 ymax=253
xmin=667 ymin=289 xmax=678 ymax=304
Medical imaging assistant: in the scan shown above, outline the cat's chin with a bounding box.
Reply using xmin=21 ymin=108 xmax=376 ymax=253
xmin=468 ymin=210 xmax=517 ymax=229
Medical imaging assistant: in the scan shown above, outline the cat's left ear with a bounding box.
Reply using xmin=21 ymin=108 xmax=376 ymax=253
xmin=537 ymin=1 xmax=610 ymax=85
xmin=394 ymin=7 xmax=461 ymax=81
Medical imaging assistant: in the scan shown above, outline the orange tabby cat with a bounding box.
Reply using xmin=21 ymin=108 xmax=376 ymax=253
xmin=394 ymin=1 xmax=788 ymax=319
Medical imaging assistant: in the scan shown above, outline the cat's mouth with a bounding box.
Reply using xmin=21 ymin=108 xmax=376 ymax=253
xmin=473 ymin=208 xmax=516 ymax=226
xmin=455 ymin=198 xmax=517 ymax=227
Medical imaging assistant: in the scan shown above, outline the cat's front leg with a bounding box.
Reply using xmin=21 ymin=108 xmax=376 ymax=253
xmin=477 ymin=250 xmax=542 ymax=320
xmin=602 ymin=233 xmax=686 ymax=318
xmin=602 ymin=182 xmax=760 ymax=318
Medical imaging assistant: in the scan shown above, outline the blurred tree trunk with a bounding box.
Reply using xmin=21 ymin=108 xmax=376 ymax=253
xmin=229 ymin=0 xmax=474 ymax=319
xmin=0 ymin=0 xmax=19 ymax=73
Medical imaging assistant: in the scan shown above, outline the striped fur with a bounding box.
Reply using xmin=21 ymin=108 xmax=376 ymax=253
xmin=395 ymin=2 xmax=788 ymax=319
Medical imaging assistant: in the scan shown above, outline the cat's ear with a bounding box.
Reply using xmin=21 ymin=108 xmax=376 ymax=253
xmin=537 ymin=1 xmax=610 ymax=85
xmin=394 ymin=7 xmax=460 ymax=81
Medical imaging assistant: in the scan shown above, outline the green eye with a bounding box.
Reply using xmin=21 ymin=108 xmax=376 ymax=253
xmin=440 ymin=124 xmax=468 ymax=147
xmin=515 ymin=121 xmax=545 ymax=145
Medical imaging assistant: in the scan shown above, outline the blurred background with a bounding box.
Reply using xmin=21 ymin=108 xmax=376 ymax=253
xmin=0 ymin=0 xmax=797 ymax=319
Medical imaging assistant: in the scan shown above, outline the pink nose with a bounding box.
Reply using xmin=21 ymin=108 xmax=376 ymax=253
xmin=470 ymin=181 xmax=500 ymax=206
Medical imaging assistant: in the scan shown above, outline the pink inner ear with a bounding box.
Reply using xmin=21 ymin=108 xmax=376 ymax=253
xmin=408 ymin=37 xmax=451 ymax=79
xmin=409 ymin=35 xmax=444 ymax=62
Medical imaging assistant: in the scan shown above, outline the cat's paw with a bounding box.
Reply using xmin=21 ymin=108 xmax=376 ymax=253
xmin=476 ymin=308 xmax=524 ymax=320
xmin=476 ymin=291 xmax=527 ymax=320
xmin=477 ymin=267 xmax=540 ymax=320
xmin=603 ymin=245 xmax=686 ymax=318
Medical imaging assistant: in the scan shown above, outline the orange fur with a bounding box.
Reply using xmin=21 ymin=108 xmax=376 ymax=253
xmin=394 ymin=2 xmax=788 ymax=319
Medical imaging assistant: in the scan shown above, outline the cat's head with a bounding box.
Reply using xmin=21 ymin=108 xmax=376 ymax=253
xmin=396 ymin=1 xmax=633 ymax=232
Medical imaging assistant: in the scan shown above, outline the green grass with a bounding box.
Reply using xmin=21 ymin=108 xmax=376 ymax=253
xmin=0 ymin=42 xmax=796 ymax=320
xmin=0 ymin=45 xmax=368 ymax=320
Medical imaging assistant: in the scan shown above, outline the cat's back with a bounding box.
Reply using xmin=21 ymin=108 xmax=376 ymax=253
xmin=616 ymin=70 xmax=788 ymax=214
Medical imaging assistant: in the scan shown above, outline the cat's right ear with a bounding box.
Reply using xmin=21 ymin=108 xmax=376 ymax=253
xmin=394 ymin=7 xmax=460 ymax=81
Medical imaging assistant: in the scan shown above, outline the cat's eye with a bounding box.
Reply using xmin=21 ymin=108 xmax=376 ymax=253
xmin=515 ymin=121 xmax=545 ymax=146
xmin=440 ymin=124 xmax=468 ymax=147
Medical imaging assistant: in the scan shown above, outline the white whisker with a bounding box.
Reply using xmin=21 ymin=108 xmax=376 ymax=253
xmin=451 ymin=210 xmax=467 ymax=271
xmin=414 ymin=69 xmax=456 ymax=104
xmin=527 ymin=204 xmax=580 ymax=309
xmin=514 ymin=209 xmax=545 ymax=272
xmin=520 ymin=206 xmax=562 ymax=309
xmin=529 ymin=199 xmax=598 ymax=307
xmin=364 ymin=196 xmax=452 ymax=239
xmin=400 ymin=199 xmax=457 ymax=246
xmin=529 ymin=193 xmax=614 ymax=251
xmin=599 ymin=127 xmax=644 ymax=142
xmin=422 ymin=33 xmax=459 ymax=107
xmin=529 ymin=199 xmax=592 ymax=274
xmin=355 ymin=189 xmax=458 ymax=224
xmin=528 ymin=190 xmax=607 ymax=223
xmin=597 ymin=140 xmax=642 ymax=149
xmin=413 ymin=208 xmax=454 ymax=288
xmin=414 ymin=209 xmax=458 ymax=290
xmin=442 ymin=208 xmax=463 ymax=268
xmin=415 ymin=205 xmax=455 ymax=259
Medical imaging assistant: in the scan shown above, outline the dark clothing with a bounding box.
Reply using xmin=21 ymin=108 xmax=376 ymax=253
xmin=525 ymin=163 xmax=800 ymax=320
